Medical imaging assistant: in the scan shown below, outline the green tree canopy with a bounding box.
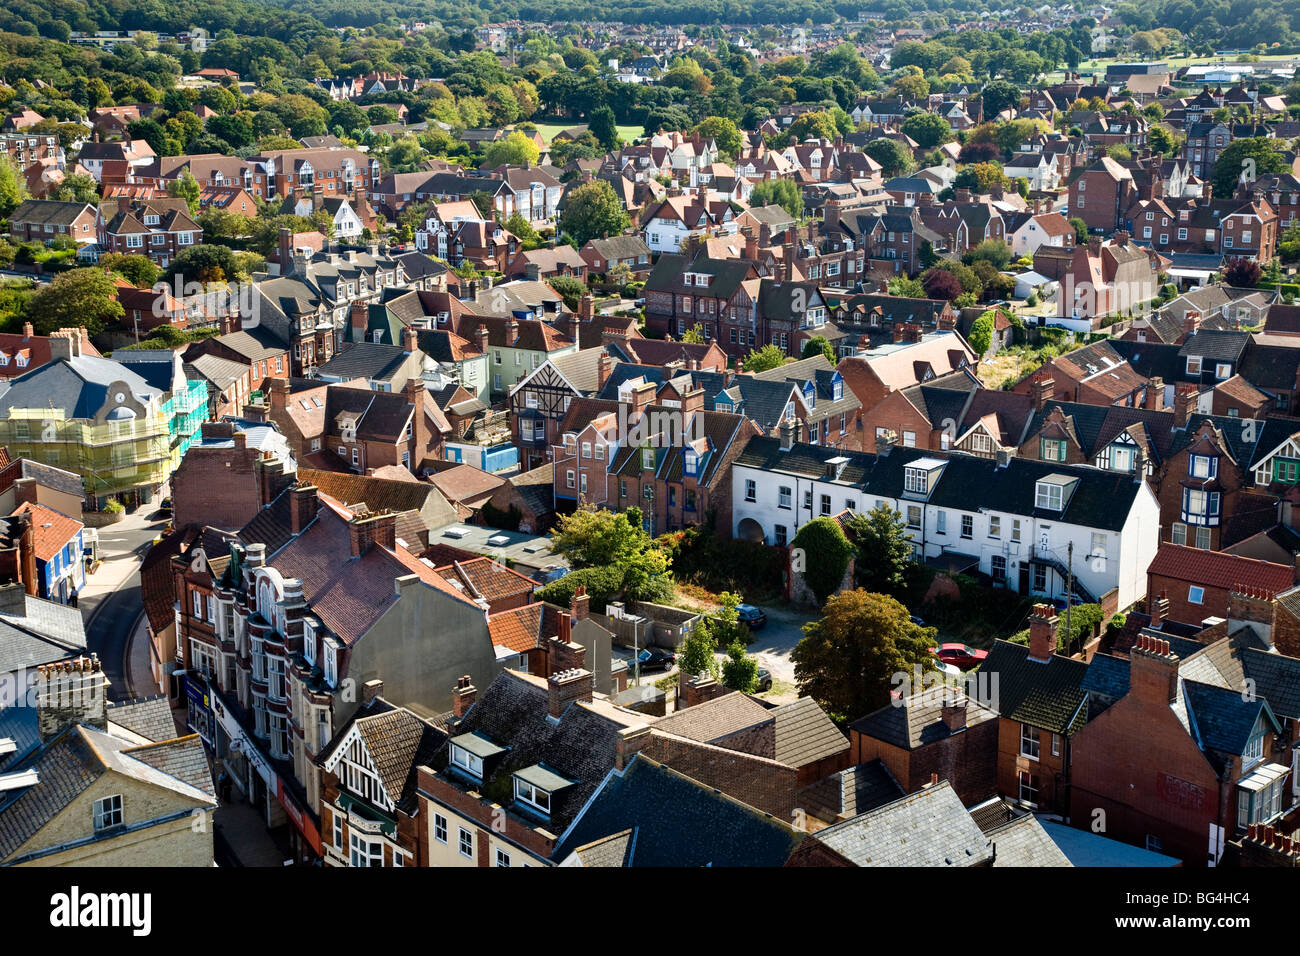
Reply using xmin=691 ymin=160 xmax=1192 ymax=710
xmin=1212 ymin=137 xmax=1289 ymax=198
xmin=742 ymin=343 xmax=787 ymax=373
xmin=790 ymin=516 xmax=855 ymax=606
xmin=481 ymin=130 xmax=540 ymax=168
xmin=749 ymin=177 xmax=803 ymax=220
xmin=25 ymin=268 xmax=124 ymax=336
xmin=802 ymin=335 xmax=834 ymax=364
xmin=791 ymin=589 xmax=937 ymax=722
xmin=843 ymin=503 xmax=915 ymax=598
xmin=559 ymin=180 xmax=631 ymax=246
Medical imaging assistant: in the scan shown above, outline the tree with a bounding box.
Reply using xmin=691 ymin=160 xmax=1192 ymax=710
xmin=966 ymin=238 xmax=1012 ymax=271
xmin=922 ymin=268 xmax=963 ymax=301
xmin=790 ymin=517 xmax=855 ymax=606
xmin=1222 ymin=256 xmax=1263 ymax=287
xmin=863 ymin=138 xmax=914 ymax=177
xmin=503 ymin=211 xmax=540 ymax=249
xmin=1068 ymin=217 xmax=1088 ymax=245
xmin=548 ymin=275 xmax=588 ymax=311
xmin=1149 ymin=125 xmax=1180 ymax=157
xmin=968 ymin=310 xmax=996 ymax=355
xmin=481 ymin=131 xmax=540 ymax=168
xmin=721 ymin=641 xmax=759 ymax=693
xmin=791 ymin=590 xmax=937 ymax=721
xmin=742 ymin=343 xmax=787 ymax=373
xmin=844 ymin=504 xmax=914 ymax=598
xmin=954 ymin=162 xmax=1008 ymax=195
xmin=589 ymin=106 xmax=619 ymax=151
xmin=980 ymin=80 xmax=1022 ymax=121
xmin=168 ymin=244 xmax=242 ymax=284
xmin=167 ymin=167 xmax=201 ymax=214
xmin=901 ymin=112 xmax=954 ymax=149
xmin=889 ymin=276 xmax=926 ymax=298
xmin=548 ymin=505 xmax=669 ymax=601
xmin=559 ymin=180 xmax=630 ymax=246
xmin=681 ymin=324 xmax=706 ymax=344
xmin=749 ymin=178 xmax=803 ymax=220
xmin=802 ymin=335 xmax=834 ymax=364
xmin=25 ymin=268 xmax=124 ymax=336
xmin=678 ymin=623 xmax=721 ymax=682
xmin=1212 ymin=138 xmax=1288 ymax=198
xmin=0 ymin=156 xmax=28 ymax=218
xmin=99 ymin=253 xmax=160 ymax=288
xmin=54 ymin=173 xmax=99 ymax=205
xmin=693 ymin=116 xmax=742 ymax=158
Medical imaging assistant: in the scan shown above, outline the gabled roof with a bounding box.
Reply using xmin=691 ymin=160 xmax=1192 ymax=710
xmin=981 ymin=639 xmax=1090 ymax=735
xmin=804 ymin=780 xmax=992 ymax=867
xmin=552 ymin=756 xmax=803 ymax=866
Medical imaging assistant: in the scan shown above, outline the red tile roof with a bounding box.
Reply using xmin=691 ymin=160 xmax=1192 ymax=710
xmin=1147 ymin=544 xmax=1294 ymax=595
xmin=12 ymin=501 xmax=83 ymax=561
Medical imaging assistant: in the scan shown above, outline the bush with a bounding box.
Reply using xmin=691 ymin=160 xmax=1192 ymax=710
xmin=790 ymin=517 xmax=855 ymax=605
xmin=103 ymin=498 xmax=125 ymax=515
xmin=534 ymin=565 xmax=625 ymax=612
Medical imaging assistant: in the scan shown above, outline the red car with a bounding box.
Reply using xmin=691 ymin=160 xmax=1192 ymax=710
xmin=932 ymin=643 xmax=988 ymax=669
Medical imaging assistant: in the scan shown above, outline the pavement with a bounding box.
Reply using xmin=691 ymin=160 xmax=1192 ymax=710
xmin=213 ymin=802 xmax=294 ymax=868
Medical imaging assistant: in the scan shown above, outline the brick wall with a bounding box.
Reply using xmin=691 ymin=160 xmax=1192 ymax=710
xmin=852 ymin=720 xmax=999 ymax=807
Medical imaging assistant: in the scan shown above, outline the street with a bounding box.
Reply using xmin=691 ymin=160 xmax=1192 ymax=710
xmin=79 ymin=500 xmax=172 ymax=702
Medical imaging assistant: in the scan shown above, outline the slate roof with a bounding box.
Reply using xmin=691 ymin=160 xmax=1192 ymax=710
xmin=734 ymin=438 xmax=1146 ymax=532
xmin=1177 ymin=629 xmax=1300 ymax=721
xmin=0 ymin=356 xmax=160 ymax=419
xmin=105 ymin=695 xmax=177 ymax=743
xmin=426 ymin=670 xmax=645 ymax=838
xmin=807 ymin=781 xmax=993 ymax=867
xmin=851 ymin=690 xmax=998 ymax=750
xmin=0 ymin=458 xmax=83 ymax=500
xmin=987 ymin=814 xmax=1073 ymax=866
xmin=798 ymin=760 xmax=905 ymax=825
xmin=980 ymin=639 xmax=1090 ymax=735
xmin=650 ymin=692 xmax=771 ymax=742
xmin=1180 ymin=678 xmax=1277 ymax=763
xmin=0 ymin=594 xmax=88 ymax=676
xmin=551 ymin=756 xmax=803 ymax=866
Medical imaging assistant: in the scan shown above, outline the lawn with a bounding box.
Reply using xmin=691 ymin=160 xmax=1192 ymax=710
xmin=531 ymin=121 xmax=643 ymax=146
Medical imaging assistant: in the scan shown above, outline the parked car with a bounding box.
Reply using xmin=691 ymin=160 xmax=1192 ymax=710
xmin=630 ymin=648 xmax=676 ymax=672
xmin=736 ymin=604 xmax=766 ymax=629
xmin=755 ymin=667 xmax=772 ymax=692
xmin=157 ymin=496 xmax=173 ymax=517
xmin=932 ymin=643 xmax=989 ymax=670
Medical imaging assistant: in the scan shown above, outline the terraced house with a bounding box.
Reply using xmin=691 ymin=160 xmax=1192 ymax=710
xmin=731 ymin=437 xmax=1159 ymax=611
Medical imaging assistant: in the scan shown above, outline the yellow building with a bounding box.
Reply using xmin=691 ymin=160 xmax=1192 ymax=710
xmin=0 ymin=657 xmax=216 ymax=867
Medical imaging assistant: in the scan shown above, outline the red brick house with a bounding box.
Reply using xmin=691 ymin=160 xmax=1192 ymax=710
xmin=96 ymin=196 xmax=203 ymax=268
xmin=1145 ymin=545 xmax=1296 ymax=627
xmin=7 ymin=200 xmax=97 ymax=245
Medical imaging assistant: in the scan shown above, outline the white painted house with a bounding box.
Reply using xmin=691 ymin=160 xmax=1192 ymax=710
xmin=731 ymin=436 xmax=1160 ymax=610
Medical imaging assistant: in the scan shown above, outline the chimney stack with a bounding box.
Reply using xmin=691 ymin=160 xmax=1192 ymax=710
xmin=570 ymin=584 xmax=590 ymax=622
xmin=36 ymin=655 xmax=109 ymax=742
xmin=1032 ymin=376 xmax=1055 ymax=412
xmin=1174 ymin=387 xmax=1198 ymax=428
xmin=548 ymin=668 xmax=594 ymax=718
xmin=940 ymin=694 xmax=968 ymax=732
xmin=452 ymin=675 xmax=477 ymax=718
xmin=779 ymin=417 xmax=797 ymax=452
xmin=401 ymin=324 xmax=419 ymax=354
xmin=875 ymin=431 xmax=895 ymax=456
xmin=1130 ymin=632 xmax=1180 ymax=704
xmin=1028 ymin=603 xmax=1058 ymax=663
xmin=476 ymin=324 xmax=490 ymax=356
xmin=289 ymin=480 xmax=319 ymax=534
xmin=348 ymin=510 xmax=397 ymax=557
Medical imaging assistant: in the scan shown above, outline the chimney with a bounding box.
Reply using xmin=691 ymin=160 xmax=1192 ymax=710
xmin=1130 ymin=632 xmax=1180 ymax=704
xmin=597 ymin=351 xmax=611 ymax=389
xmin=1182 ymin=309 xmax=1201 ymax=337
xmin=1086 ymin=237 xmax=1101 ymax=257
xmin=1228 ymin=585 xmax=1274 ymax=647
xmin=779 ymin=417 xmax=797 ymax=452
xmin=362 ymin=679 xmax=384 ymax=703
xmin=955 ymin=187 xmax=971 ymax=203
xmin=452 ymin=675 xmax=477 ymax=717
xmin=1145 ymin=375 xmax=1164 ymax=409
xmin=348 ymin=510 xmax=397 ymax=557
xmin=548 ymin=668 xmax=594 ymax=718
xmin=289 ymin=481 xmax=319 ymax=534
xmin=525 ymin=262 xmax=541 ymax=282
xmin=875 ymin=431 xmax=895 ymax=456
xmin=567 ymin=311 xmax=581 ymax=345
xmin=117 ymin=195 xmax=130 ymax=215
xmin=996 ymin=448 xmax=1012 ymax=468
xmin=36 ymin=656 xmax=109 ymax=742
xmin=940 ymin=695 xmax=967 ymax=732
xmin=268 ymin=376 xmax=291 ymax=409
xmin=570 ymin=583 xmax=590 ymax=621
xmin=1032 ymin=376 xmax=1055 ymax=412
xmin=507 ymin=318 xmax=519 ymax=347
xmin=744 ymin=228 xmax=758 ymax=260
xmin=401 ymin=324 xmax=419 ymax=354
xmin=548 ymin=634 xmax=587 ymax=674
xmin=1174 ymin=387 xmax=1198 ymax=428
xmin=1028 ymin=602 xmax=1058 ymax=662
xmin=21 ymin=322 xmax=31 ymax=341
xmin=580 ymin=294 xmax=594 ymax=322
xmin=474 ymin=324 xmax=490 ymax=356
xmin=1149 ymin=589 xmax=1170 ymax=628
xmin=615 ymin=725 xmax=652 ymax=771
xmin=349 ymin=300 xmax=367 ymax=335
xmin=47 ymin=329 xmax=79 ymax=361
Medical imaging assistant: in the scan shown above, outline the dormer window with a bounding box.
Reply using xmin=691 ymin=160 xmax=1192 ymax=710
xmin=1035 ymin=476 xmax=1074 ymax=511
xmin=684 ymin=450 xmax=697 ymax=476
xmin=323 ymin=637 xmax=339 ymax=688
xmin=1189 ymin=455 xmax=1217 ymax=480
xmin=833 ymin=380 xmax=843 ymax=401
xmin=904 ymin=467 xmax=929 ymax=495
xmin=513 ymin=764 xmax=573 ymax=817
xmin=449 ymin=732 xmax=504 ymax=781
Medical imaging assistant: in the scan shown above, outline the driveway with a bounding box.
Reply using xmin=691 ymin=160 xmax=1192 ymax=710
xmin=742 ymin=603 xmax=818 ymax=701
